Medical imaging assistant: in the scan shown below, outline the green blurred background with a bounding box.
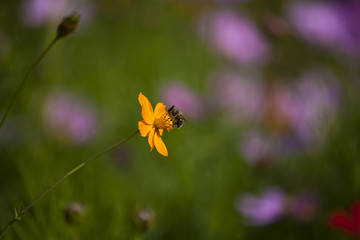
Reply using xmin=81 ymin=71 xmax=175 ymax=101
xmin=1 ymin=0 xmax=360 ymax=239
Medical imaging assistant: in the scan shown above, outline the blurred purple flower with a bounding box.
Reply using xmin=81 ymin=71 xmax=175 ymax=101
xmin=161 ymin=82 xmax=204 ymax=120
xmin=43 ymin=91 xmax=97 ymax=144
xmin=240 ymin=131 xmax=272 ymax=164
xmin=200 ymin=11 xmax=270 ymax=65
xmin=212 ymin=71 xmax=263 ymax=121
xmin=21 ymin=0 xmax=95 ymax=27
xmin=289 ymin=191 xmax=320 ymax=222
xmin=291 ymin=69 xmax=341 ymax=146
xmin=259 ymin=69 xmax=341 ymax=149
xmin=287 ymin=1 xmax=355 ymax=53
xmin=235 ymin=68 xmax=341 ymax=161
xmin=344 ymin=1 xmax=360 ymax=51
xmin=236 ymin=187 xmax=285 ymax=226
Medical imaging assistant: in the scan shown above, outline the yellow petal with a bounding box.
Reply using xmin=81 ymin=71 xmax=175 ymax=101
xmin=139 ymin=93 xmax=154 ymax=124
xmin=154 ymin=130 xmax=168 ymax=157
xmin=148 ymin=128 xmax=155 ymax=151
xmin=138 ymin=120 xmax=153 ymax=137
xmin=154 ymin=103 xmax=166 ymax=119
xmin=158 ymin=129 xmax=163 ymax=136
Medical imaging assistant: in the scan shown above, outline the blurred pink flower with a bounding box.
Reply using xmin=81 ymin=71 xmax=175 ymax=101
xmin=289 ymin=191 xmax=320 ymax=222
xmin=235 ymin=68 xmax=341 ymax=160
xmin=291 ymin=69 xmax=341 ymax=146
xmin=287 ymin=1 xmax=355 ymax=54
xmin=43 ymin=90 xmax=97 ymax=144
xmin=260 ymin=69 xmax=341 ymax=149
xmin=161 ymin=82 xmax=204 ymax=120
xmin=262 ymin=84 xmax=298 ymax=134
xmin=344 ymin=1 xmax=360 ymax=52
xmin=199 ymin=11 xmax=270 ymax=65
xmin=236 ymin=187 xmax=285 ymax=226
xmin=240 ymin=131 xmax=272 ymax=165
xmin=21 ymin=0 xmax=95 ymax=27
xmin=212 ymin=71 xmax=263 ymax=121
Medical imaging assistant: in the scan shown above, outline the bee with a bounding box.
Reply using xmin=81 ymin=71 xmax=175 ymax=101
xmin=167 ymin=105 xmax=186 ymax=129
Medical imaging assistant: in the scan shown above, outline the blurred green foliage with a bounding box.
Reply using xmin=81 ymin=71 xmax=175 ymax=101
xmin=0 ymin=0 xmax=360 ymax=239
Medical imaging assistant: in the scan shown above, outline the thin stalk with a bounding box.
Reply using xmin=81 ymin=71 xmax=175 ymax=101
xmin=0 ymin=36 xmax=60 ymax=133
xmin=134 ymin=233 xmax=143 ymax=240
xmin=0 ymin=130 xmax=139 ymax=238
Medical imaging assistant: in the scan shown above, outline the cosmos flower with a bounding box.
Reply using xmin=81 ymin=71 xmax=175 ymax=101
xmin=291 ymin=69 xmax=341 ymax=147
xmin=161 ymin=82 xmax=204 ymax=120
xmin=138 ymin=93 xmax=173 ymax=157
xmin=286 ymin=1 xmax=355 ymax=54
xmin=236 ymin=187 xmax=285 ymax=226
xmin=289 ymin=191 xmax=320 ymax=223
xmin=212 ymin=71 xmax=263 ymax=121
xmin=329 ymin=202 xmax=360 ymax=238
xmin=262 ymin=84 xmax=297 ymax=134
xmin=43 ymin=90 xmax=97 ymax=144
xmin=199 ymin=11 xmax=270 ymax=65
xmin=21 ymin=0 xmax=94 ymax=27
xmin=259 ymin=68 xmax=341 ymax=151
xmin=240 ymin=131 xmax=272 ymax=165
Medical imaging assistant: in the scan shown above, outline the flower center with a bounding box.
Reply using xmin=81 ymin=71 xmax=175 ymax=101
xmin=154 ymin=112 xmax=173 ymax=131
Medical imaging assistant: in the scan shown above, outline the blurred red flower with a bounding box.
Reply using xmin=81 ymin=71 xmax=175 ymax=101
xmin=329 ymin=202 xmax=360 ymax=238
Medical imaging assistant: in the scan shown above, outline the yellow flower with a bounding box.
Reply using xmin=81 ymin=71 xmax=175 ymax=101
xmin=138 ymin=93 xmax=173 ymax=157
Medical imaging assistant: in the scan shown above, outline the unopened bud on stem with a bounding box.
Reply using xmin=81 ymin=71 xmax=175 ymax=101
xmin=132 ymin=208 xmax=155 ymax=233
xmin=64 ymin=202 xmax=86 ymax=225
xmin=57 ymin=12 xmax=80 ymax=38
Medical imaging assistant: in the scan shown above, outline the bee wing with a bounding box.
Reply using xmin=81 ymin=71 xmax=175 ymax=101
xmin=178 ymin=115 xmax=187 ymax=125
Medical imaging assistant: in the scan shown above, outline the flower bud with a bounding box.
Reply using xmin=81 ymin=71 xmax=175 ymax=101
xmin=132 ymin=208 xmax=155 ymax=233
xmin=64 ymin=202 xmax=86 ymax=225
xmin=57 ymin=12 xmax=80 ymax=38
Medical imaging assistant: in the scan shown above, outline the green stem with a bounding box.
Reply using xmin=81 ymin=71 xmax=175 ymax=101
xmin=0 ymin=36 xmax=60 ymax=133
xmin=134 ymin=232 xmax=143 ymax=240
xmin=0 ymin=130 xmax=139 ymax=238
xmin=71 ymin=226 xmax=79 ymax=240
xmin=0 ymin=219 xmax=16 ymax=239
